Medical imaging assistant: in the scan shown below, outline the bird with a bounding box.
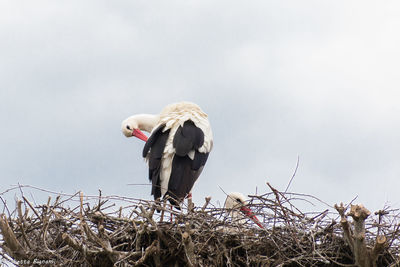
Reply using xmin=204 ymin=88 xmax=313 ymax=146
xmin=121 ymin=101 xmax=213 ymax=208
xmin=224 ymin=192 xmax=264 ymax=229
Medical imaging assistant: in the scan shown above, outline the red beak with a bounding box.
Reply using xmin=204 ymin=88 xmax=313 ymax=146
xmin=240 ymin=206 xmax=264 ymax=229
xmin=132 ymin=129 xmax=148 ymax=142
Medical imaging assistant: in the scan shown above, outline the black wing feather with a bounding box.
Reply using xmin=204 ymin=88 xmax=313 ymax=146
xmin=143 ymin=124 xmax=166 ymax=158
xmin=165 ymin=155 xmax=203 ymax=207
xmin=192 ymin=151 xmax=209 ymax=170
xmin=142 ymin=124 xmax=169 ymax=200
xmin=166 ymin=120 xmax=209 ymax=207
xmin=173 ymin=120 xmax=204 ymax=156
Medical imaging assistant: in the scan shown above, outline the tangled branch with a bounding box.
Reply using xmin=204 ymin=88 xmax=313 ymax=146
xmin=0 ymin=184 xmax=398 ymax=266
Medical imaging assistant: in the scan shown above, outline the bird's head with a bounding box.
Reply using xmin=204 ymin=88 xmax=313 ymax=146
xmin=224 ymin=192 xmax=248 ymax=210
xmin=224 ymin=192 xmax=264 ymax=229
xmin=121 ymin=116 xmax=148 ymax=142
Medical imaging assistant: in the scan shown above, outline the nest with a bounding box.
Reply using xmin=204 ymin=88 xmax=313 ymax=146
xmin=1 ymin=183 xmax=400 ymax=267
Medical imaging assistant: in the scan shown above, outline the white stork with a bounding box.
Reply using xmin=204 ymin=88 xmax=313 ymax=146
xmin=121 ymin=101 xmax=213 ymax=208
xmin=224 ymin=192 xmax=264 ymax=229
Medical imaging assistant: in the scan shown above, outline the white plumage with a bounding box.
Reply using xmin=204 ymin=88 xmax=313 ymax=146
xmin=122 ymin=101 xmax=213 ymax=206
xmin=155 ymin=102 xmax=212 ymax=197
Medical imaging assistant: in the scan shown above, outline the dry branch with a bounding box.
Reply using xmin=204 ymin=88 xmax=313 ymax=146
xmin=335 ymin=203 xmax=391 ymax=267
xmin=0 ymin=214 xmax=26 ymax=259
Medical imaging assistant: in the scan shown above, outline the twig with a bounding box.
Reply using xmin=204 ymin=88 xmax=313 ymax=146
xmin=284 ymin=155 xmax=300 ymax=193
xmin=22 ymin=196 xmax=40 ymax=220
xmin=0 ymin=214 xmax=26 ymax=259
xmin=182 ymin=222 xmax=195 ymax=267
xmin=133 ymin=240 xmax=158 ymax=266
xmin=201 ymin=196 xmax=212 ymax=212
xmin=17 ymin=200 xmax=31 ymax=249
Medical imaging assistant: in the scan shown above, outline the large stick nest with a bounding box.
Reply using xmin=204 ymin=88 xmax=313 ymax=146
xmin=0 ymin=184 xmax=399 ymax=266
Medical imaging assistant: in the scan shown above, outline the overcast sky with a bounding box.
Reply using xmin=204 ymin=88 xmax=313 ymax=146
xmin=1 ymin=1 xmax=400 ymax=212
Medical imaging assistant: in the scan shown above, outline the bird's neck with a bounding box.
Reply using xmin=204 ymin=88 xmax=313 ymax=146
xmin=135 ymin=114 xmax=160 ymax=132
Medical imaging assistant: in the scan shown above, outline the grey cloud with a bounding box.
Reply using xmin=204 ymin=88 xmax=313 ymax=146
xmin=1 ymin=1 xmax=400 ymax=212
